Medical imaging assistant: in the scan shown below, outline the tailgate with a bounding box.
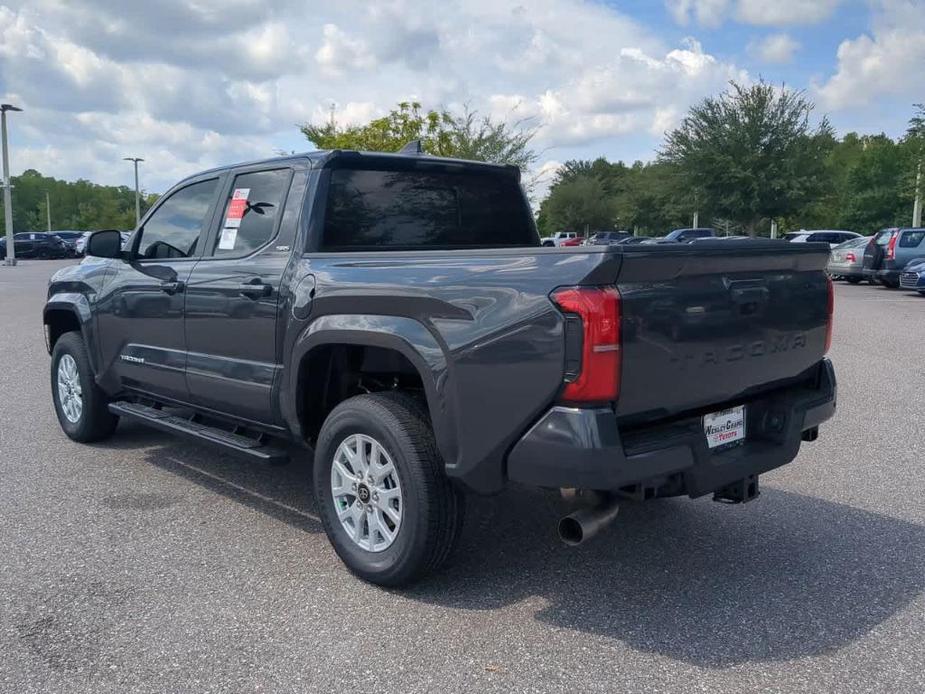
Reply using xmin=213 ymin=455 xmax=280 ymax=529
xmin=613 ymin=241 xmax=830 ymax=422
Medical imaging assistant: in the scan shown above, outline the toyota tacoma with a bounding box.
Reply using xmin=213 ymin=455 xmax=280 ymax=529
xmin=44 ymin=146 xmax=836 ymax=586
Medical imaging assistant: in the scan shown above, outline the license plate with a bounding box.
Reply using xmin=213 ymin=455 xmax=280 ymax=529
xmin=703 ymin=406 xmax=746 ymax=449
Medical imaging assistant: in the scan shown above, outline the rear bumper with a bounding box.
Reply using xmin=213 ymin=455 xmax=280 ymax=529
xmin=507 ymin=359 xmax=836 ymax=497
xmin=864 ymin=268 xmax=900 ymax=284
xmin=828 ymin=263 xmax=864 ymax=279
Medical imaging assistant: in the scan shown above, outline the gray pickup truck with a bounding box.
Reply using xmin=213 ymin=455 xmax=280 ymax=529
xmin=43 ymin=147 xmax=836 ymax=586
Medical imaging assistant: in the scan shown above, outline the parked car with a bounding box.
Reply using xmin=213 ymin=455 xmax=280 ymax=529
xmin=899 ymin=257 xmax=925 ymax=295
xmin=74 ymin=232 xmax=92 ymax=255
xmin=586 ymin=231 xmax=632 ymax=246
xmin=44 ymin=147 xmax=835 ymax=586
xmin=616 ymin=236 xmax=647 ymax=245
xmin=863 ymin=228 xmax=925 ymax=288
xmin=662 ymin=227 xmax=716 ymax=243
xmin=561 ymin=235 xmax=584 ymax=247
xmin=540 ymin=231 xmax=579 ymax=247
xmin=52 ymin=231 xmax=85 ymax=257
xmin=827 ymin=236 xmax=871 ymax=283
xmin=785 ymin=230 xmax=862 ymax=248
xmin=0 ymin=232 xmax=69 ymax=259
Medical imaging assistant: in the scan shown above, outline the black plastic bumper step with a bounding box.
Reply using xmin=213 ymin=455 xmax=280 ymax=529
xmin=109 ymin=401 xmax=289 ymax=464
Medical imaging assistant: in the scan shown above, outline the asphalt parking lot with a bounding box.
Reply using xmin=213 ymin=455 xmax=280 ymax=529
xmin=1 ymin=259 xmax=923 ymax=693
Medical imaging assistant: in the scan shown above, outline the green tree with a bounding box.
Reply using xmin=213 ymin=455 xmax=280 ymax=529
xmin=0 ymin=169 xmax=155 ymax=235
xmin=300 ymin=101 xmax=537 ymax=172
xmin=539 ymin=176 xmax=616 ymax=233
xmin=661 ymin=81 xmax=834 ymax=235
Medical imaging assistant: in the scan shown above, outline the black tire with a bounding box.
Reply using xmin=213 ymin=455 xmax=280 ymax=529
xmin=51 ymin=332 xmax=119 ymax=442
xmin=313 ymin=391 xmax=464 ymax=587
xmin=846 ymin=276 xmax=862 ymax=284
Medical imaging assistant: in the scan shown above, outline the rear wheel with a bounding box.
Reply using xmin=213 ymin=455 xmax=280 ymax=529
xmin=846 ymin=276 xmax=862 ymax=284
xmin=51 ymin=332 xmax=119 ymax=442
xmin=313 ymin=392 xmax=464 ymax=586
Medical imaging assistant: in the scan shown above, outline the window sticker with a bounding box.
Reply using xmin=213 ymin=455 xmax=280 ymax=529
xmin=218 ymin=227 xmax=238 ymax=250
xmin=224 ymin=188 xmax=250 ymax=229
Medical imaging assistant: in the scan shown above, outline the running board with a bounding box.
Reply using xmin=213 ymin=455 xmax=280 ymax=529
xmin=108 ymin=401 xmax=289 ymax=465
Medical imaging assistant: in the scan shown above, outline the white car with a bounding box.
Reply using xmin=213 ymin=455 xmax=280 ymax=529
xmin=783 ymin=230 xmax=861 ymax=249
xmin=540 ymin=231 xmax=579 ymax=247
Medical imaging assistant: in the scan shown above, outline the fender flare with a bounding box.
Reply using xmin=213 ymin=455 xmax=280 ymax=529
xmin=283 ymin=314 xmax=459 ymax=469
xmin=43 ymin=294 xmax=99 ymax=374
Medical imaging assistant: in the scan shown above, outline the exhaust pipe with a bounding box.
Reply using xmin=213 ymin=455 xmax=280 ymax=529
xmin=557 ymin=495 xmax=620 ymax=546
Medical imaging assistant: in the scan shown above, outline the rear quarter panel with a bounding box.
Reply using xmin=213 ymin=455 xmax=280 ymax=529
xmin=286 ymin=248 xmax=620 ymax=491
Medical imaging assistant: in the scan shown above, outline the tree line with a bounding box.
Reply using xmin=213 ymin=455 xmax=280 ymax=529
xmin=301 ymin=85 xmax=924 ymax=238
xmin=4 ymin=83 xmax=920 ymax=237
xmin=0 ymin=169 xmax=158 ymax=234
xmin=539 ymin=85 xmax=924 ymax=236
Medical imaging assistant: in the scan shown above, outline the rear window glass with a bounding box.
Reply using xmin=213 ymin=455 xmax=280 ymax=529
xmin=875 ymin=230 xmax=895 ymax=246
xmin=321 ymin=168 xmax=536 ymax=250
xmin=899 ymin=231 xmax=925 ymax=248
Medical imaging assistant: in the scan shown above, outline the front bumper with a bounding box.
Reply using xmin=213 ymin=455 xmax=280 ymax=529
xmin=507 ymin=360 xmax=836 ymax=497
xmin=900 ymin=271 xmax=925 ymax=290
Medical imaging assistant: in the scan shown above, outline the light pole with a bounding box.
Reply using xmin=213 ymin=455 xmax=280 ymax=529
xmin=123 ymin=156 xmax=144 ymax=227
xmin=1 ymin=103 xmax=23 ymax=267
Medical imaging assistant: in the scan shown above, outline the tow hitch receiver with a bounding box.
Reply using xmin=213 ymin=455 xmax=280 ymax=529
xmin=713 ymin=475 xmax=760 ymax=504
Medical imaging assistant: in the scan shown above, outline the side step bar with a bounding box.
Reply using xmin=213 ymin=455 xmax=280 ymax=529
xmin=109 ymin=401 xmax=289 ymax=465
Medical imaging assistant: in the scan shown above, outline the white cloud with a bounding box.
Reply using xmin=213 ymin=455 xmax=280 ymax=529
xmin=668 ymin=0 xmax=840 ymax=27
xmin=748 ymin=33 xmax=800 ymax=64
xmin=0 ymin=0 xmax=752 ymax=192
xmin=816 ymin=0 xmax=925 ymax=110
xmin=315 ymin=24 xmax=376 ymax=77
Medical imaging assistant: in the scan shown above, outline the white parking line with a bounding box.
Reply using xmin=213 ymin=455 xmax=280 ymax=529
xmin=166 ymin=455 xmax=321 ymax=522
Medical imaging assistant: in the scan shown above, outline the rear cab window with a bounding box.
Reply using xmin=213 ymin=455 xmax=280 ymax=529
xmin=320 ymin=164 xmax=537 ymax=250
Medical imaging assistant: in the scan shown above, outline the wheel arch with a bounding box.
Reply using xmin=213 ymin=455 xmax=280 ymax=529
xmin=43 ymin=295 xmax=98 ymax=372
xmin=284 ymin=314 xmax=459 ymax=469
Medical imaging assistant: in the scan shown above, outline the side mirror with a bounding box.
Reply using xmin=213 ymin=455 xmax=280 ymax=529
xmin=86 ymin=230 xmax=124 ymax=259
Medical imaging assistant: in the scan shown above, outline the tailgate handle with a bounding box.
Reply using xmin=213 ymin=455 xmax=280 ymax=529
xmin=730 ymin=286 xmax=769 ymax=303
xmin=728 ymin=281 xmax=769 ymax=315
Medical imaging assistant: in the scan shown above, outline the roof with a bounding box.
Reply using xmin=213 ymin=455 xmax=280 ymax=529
xmin=176 ymin=147 xmax=519 ymax=188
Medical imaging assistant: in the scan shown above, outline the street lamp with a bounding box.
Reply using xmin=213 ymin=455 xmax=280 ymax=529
xmin=123 ymin=156 xmax=144 ymax=227
xmin=1 ymin=103 xmax=23 ymax=267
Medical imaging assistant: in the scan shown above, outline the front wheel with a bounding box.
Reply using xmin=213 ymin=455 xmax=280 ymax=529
xmin=846 ymin=276 xmax=862 ymax=284
xmin=51 ymin=332 xmax=119 ymax=442
xmin=313 ymin=392 xmax=464 ymax=587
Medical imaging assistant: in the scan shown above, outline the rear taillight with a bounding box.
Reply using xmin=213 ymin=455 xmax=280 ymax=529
xmin=846 ymin=252 xmax=856 ymax=263
xmin=825 ymin=276 xmax=834 ymax=353
xmin=551 ymin=286 xmax=621 ymax=403
xmin=886 ymin=233 xmax=897 ymax=260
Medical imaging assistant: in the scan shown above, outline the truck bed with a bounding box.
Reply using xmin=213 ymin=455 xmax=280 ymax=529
xmin=298 ymin=239 xmax=832 ymax=492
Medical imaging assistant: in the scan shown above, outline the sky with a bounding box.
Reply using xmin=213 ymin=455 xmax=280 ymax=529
xmin=1 ymin=0 xmax=923 ymax=198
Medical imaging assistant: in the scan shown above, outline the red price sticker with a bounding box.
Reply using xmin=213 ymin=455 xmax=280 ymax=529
xmin=224 ymin=188 xmax=250 ymax=228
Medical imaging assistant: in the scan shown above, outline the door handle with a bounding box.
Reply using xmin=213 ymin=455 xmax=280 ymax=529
xmin=238 ymin=280 xmax=272 ymax=299
xmin=160 ymin=280 xmax=185 ymax=295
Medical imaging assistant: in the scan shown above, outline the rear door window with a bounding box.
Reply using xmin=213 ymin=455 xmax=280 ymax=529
xmin=899 ymin=231 xmax=925 ymax=248
xmin=213 ymin=169 xmax=290 ymax=257
xmin=321 ymin=167 xmax=537 ymax=250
